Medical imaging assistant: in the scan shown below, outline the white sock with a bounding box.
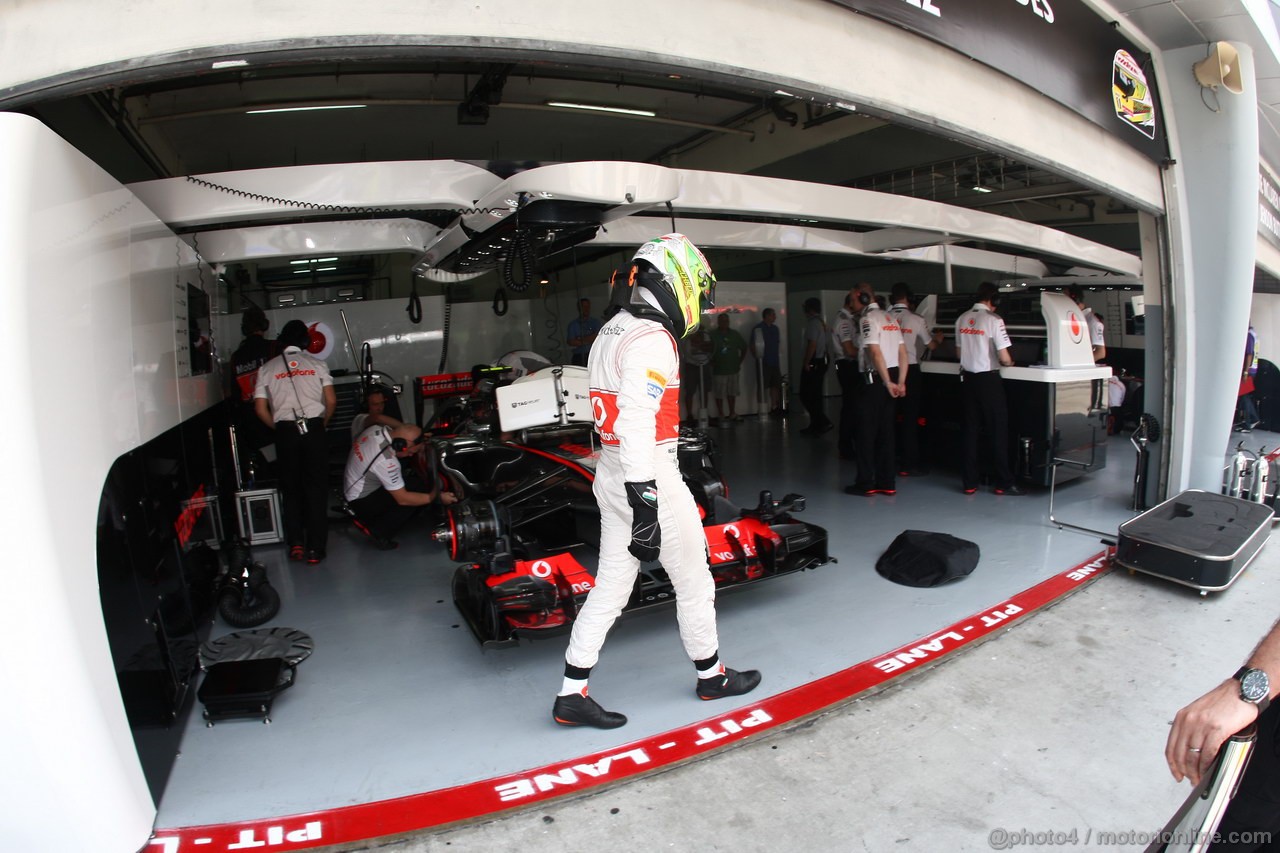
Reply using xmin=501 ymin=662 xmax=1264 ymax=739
xmin=559 ymin=676 xmax=589 ymax=697
xmin=697 ymin=660 xmax=726 ymax=680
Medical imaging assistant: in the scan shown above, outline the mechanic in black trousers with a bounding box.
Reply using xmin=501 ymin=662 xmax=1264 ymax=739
xmin=832 ymin=288 xmax=861 ymax=459
xmin=845 ymin=283 xmax=907 ymax=496
xmin=798 ymin=297 xmax=832 ymax=434
xmin=887 ymin=283 xmax=938 ymax=477
xmin=254 ymin=319 xmax=336 ymax=564
xmin=343 ymin=423 xmax=457 ymax=550
xmin=954 ymin=283 xmax=1024 ymax=496
xmin=1165 ymin=616 xmax=1279 ymax=851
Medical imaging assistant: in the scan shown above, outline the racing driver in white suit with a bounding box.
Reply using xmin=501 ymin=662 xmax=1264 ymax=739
xmin=553 ymin=234 xmax=761 ymax=729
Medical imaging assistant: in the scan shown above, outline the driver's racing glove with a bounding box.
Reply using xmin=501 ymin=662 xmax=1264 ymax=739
xmin=624 ymin=480 xmax=661 ymax=561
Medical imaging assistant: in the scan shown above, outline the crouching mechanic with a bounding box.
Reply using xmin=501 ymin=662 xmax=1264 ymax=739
xmin=343 ymin=424 xmax=456 ymax=550
xmin=553 ymin=233 xmax=761 ymax=730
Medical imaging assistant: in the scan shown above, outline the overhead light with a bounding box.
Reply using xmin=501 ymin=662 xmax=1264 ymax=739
xmin=212 ymin=59 xmax=249 ymax=70
xmin=314 ymin=267 xmax=337 ymax=272
xmin=546 ymin=101 xmax=656 ymax=117
xmin=971 ymin=185 xmax=995 ymax=193
xmin=289 ymin=257 xmax=339 ymax=265
xmin=774 ymin=89 xmax=795 ymax=97
xmin=246 ymin=104 xmax=367 ymax=115
xmin=835 ymin=101 xmax=858 ymax=112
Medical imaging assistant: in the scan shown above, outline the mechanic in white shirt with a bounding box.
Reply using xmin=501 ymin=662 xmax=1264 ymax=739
xmin=343 ymin=423 xmax=455 ymax=550
xmin=955 ymin=283 xmax=1024 ymax=496
xmin=845 ymin=283 xmax=907 ymax=496
xmin=887 ymin=283 xmax=938 ymax=477
xmin=254 ymin=319 xmax=336 ymax=563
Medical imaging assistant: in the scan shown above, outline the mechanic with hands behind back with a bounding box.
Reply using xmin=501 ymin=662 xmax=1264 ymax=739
xmin=553 ymin=234 xmax=760 ymax=730
xmin=888 ymin=282 xmax=937 ymax=477
xmin=1165 ymin=617 xmax=1280 ymax=850
xmin=344 ymin=423 xmax=456 ymax=551
xmin=845 ymin=283 xmax=908 ymax=497
xmin=254 ymin=319 xmax=336 ymax=564
xmin=955 ymin=283 xmax=1025 ymax=497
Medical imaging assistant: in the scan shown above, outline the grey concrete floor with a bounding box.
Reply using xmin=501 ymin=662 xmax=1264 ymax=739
xmin=334 ymin=538 xmax=1279 ymax=853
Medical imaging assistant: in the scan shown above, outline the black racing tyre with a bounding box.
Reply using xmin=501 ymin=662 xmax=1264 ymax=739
xmin=1138 ymin=413 xmax=1161 ymax=443
xmin=218 ymin=583 xmax=281 ymax=628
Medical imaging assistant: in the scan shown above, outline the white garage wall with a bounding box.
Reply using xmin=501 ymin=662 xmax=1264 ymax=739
xmin=0 ymin=112 xmax=221 ymax=852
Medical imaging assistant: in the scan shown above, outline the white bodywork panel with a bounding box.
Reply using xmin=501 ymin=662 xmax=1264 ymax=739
xmin=496 ymin=366 xmax=592 ymax=431
xmin=0 ymin=112 xmax=216 ymax=852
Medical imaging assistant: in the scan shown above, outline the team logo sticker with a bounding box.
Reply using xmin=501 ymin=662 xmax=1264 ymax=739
xmin=305 ymin=321 xmax=336 ymax=360
xmin=1066 ymin=312 xmax=1084 ymax=344
xmin=1112 ymin=49 xmax=1156 ymax=140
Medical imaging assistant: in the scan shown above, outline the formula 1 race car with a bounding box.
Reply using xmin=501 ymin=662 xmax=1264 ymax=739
xmin=429 ymin=415 xmax=833 ymax=648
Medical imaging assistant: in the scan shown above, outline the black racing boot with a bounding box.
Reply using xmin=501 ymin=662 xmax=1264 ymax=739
xmin=552 ymin=693 xmax=627 ymax=729
xmin=696 ymin=668 xmax=762 ymax=700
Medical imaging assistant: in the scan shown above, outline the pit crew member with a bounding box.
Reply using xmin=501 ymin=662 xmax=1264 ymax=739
xmin=343 ymin=424 xmax=456 ymax=550
xmin=846 ymin=283 xmax=907 ymax=496
xmin=254 ymin=319 xmax=336 ymax=564
xmin=955 ymin=283 xmax=1025 ymax=496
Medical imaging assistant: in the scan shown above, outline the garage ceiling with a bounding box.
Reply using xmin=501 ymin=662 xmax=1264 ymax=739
xmin=25 ymin=56 xmax=1146 ymax=282
xmin=7 ymin=3 xmax=1280 ymax=282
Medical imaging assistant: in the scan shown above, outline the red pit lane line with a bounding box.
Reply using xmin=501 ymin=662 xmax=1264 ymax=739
xmin=148 ymin=550 xmax=1113 ymax=853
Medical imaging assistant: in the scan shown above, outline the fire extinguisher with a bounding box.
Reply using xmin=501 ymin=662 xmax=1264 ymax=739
xmin=1250 ymin=448 xmax=1271 ymax=504
xmin=1228 ymin=443 xmax=1253 ymax=498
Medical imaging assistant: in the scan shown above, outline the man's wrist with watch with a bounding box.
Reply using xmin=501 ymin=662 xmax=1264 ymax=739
xmin=1233 ymin=665 xmax=1271 ymax=716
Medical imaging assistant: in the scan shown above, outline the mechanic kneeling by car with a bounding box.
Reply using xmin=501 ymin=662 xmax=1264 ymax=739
xmin=343 ymin=424 xmax=456 ymax=550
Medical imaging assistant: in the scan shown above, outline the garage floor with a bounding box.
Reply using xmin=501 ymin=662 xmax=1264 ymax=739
xmin=152 ymin=415 xmax=1152 ymax=840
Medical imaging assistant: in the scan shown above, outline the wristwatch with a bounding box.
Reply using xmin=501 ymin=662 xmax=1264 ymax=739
xmin=1233 ymin=666 xmax=1272 ymax=715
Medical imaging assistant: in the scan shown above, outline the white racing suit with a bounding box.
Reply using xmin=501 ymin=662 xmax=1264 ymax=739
xmin=565 ymin=309 xmax=719 ymax=669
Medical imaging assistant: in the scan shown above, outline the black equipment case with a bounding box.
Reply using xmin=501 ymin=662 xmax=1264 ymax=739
xmin=1116 ymin=489 xmax=1272 ymax=592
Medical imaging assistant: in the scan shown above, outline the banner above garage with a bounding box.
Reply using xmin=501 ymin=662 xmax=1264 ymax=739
xmin=824 ymin=0 xmax=1167 ymax=162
